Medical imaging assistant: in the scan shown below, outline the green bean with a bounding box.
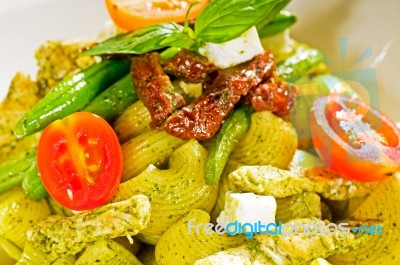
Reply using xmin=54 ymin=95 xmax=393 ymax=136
xmin=14 ymin=59 xmax=130 ymax=138
xmin=84 ymin=74 xmax=138 ymax=122
xmin=205 ymin=106 xmax=252 ymax=186
xmin=277 ymin=48 xmax=324 ymax=80
xmin=0 ymin=149 xmax=36 ymax=194
xmin=22 ymin=163 xmax=48 ymax=201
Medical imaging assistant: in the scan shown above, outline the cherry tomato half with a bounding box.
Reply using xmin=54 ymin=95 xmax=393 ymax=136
xmin=310 ymin=93 xmax=400 ymax=182
xmin=105 ymin=0 xmax=209 ymax=31
xmin=37 ymin=112 xmax=123 ymax=210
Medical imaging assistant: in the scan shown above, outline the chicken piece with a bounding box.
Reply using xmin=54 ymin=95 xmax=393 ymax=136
xmin=0 ymin=73 xmax=40 ymax=163
xmin=35 ymin=41 xmax=95 ymax=96
xmin=229 ymin=165 xmax=375 ymax=201
xmin=27 ymin=195 xmax=150 ymax=257
xmin=195 ymin=218 xmax=367 ymax=265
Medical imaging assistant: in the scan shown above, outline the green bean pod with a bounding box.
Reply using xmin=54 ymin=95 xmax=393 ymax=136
xmin=84 ymin=74 xmax=138 ymax=122
xmin=0 ymin=149 xmax=36 ymax=194
xmin=14 ymin=59 xmax=130 ymax=138
xmin=257 ymin=11 xmax=297 ymax=38
xmin=22 ymin=163 xmax=48 ymax=201
xmin=205 ymin=106 xmax=252 ymax=186
xmin=277 ymin=48 xmax=324 ymax=80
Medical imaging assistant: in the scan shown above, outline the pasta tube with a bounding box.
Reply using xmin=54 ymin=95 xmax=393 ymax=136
xmin=0 ymin=235 xmax=22 ymax=261
xmin=311 ymin=258 xmax=332 ymax=265
xmin=122 ymin=130 xmax=185 ymax=181
xmin=75 ymin=239 xmax=142 ymax=265
xmin=276 ymin=192 xmax=321 ymax=223
xmin=113 ymin=140 xmax=218 ymax=244
xmin=16 ymin=243 xmax=47 ymax=265
xmin=137 ymin=245 xmax=157 ymax=265
xmin=0 ymin=188 xmax=50 ymax=248
xmin=230 ymin=110 xmax=297 ymax=169
xmin=113 ymin=100 xmax=151 ymax=143
xmin=156 ymin=209 xmax=246 ymax=265
xmin=52 ymin=255 xmax=76 ymax=265
xmin=328 ymin=173 xmax=400 ymax=264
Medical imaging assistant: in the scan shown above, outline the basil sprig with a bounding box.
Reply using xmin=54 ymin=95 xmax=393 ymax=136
xmin=84 ymin=0 xmax=291 ymax=56
xmin=257 ymin=10 xmax=297 ymax=38
xmin=84 ymin=23 xmax=184 ymax=55
xmin=195 ymin=0 xmax=290 ymax=43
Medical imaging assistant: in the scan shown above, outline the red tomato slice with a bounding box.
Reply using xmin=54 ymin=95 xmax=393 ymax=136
xmin=37 ymin=112 xmax=123 ymax=210
xmin=310 ymin=93 xmax=400 ymax=182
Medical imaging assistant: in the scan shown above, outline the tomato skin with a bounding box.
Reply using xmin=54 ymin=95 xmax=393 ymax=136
xmin=37 ymin=112 xmax=123 ymax=210
xmin=310 ymin=94 xmax=400 ymax=182
xmin=105 ymin=0 xmax=209 ymax=31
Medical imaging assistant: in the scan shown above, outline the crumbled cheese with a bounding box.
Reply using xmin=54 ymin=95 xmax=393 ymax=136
xmin=217 ymin=192 xmax=276 ymax=230
xmin=199 ymin=26 xmax=264 ymax=69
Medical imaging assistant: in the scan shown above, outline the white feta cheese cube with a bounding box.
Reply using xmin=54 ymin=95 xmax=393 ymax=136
xmin=217 ymin=192 xmax=276 ymax=231
xmin=198 ymin=26 xmax=264 ymax=69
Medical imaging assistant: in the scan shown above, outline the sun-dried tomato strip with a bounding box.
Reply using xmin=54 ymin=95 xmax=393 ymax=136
xmin=131 ymin=52 xmax=185 ymax=126
xmin=245 ymin=77 xmax=298 ymax=118
xmin=161 ymin=49 xmax=218 ymax=83
xmin=164 ymin=51 xmax=275 ymax=140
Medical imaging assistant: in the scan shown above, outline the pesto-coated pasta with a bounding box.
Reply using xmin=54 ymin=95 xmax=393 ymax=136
xmin=113 ymin=100 xmax=151 ymax=143
xmin=75 ymin=239 xmax=142 ymax=265
xmin=328 ymin=173 xmax=400 ymax=264
xmin=16 ymin=243 xmax=47 ymax=265
xmin=137 ymin=245 xmax=158 ymax=265
xmin=276 ymin=192 xmax=321 ymax=223
xmin=52 ymin=255 xmax=76 ymax=265
xmin=0 ymin=187 xmax=50 ymax=249
xmin=288 ymin=150 xmax=325 ymax=175
xmin=230 ymin=110 xmax=297 ymax=168
xmin=311 ymin=258 xmax=332 ymax=265
xmin=0 ymin=244 xmax=15 ymax=265
xmin=325 ymin=195 xmax=369 ymax=220
xmin=122 ymin=130 xmax=185 ymax=181
xmin=113 ymin=236 xmax=142 ymax=256
xmin=0 ymin=235 xmax=22 ymax=261
xmin=156 ymin=209 xmax=246 ymax=265
xmin=114 ymin=140 xmax=218 ymax=245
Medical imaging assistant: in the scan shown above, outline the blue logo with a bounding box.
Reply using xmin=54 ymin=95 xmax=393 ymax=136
xmin=326 ymin=38 xmax=379 ymax=109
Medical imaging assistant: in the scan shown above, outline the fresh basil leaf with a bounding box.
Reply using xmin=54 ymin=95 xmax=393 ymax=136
xmin=83 ymin=23 xmax=184 ymax=56
xmin=160 ymin=32 xmax=196 ymax=50
xmin=257 ymin=10 xmax=297 ymax=38
xmin=195 ymin=0 xmax=291 ymax=43
xmin=255 ymin=0 xmax=291 ymax=33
